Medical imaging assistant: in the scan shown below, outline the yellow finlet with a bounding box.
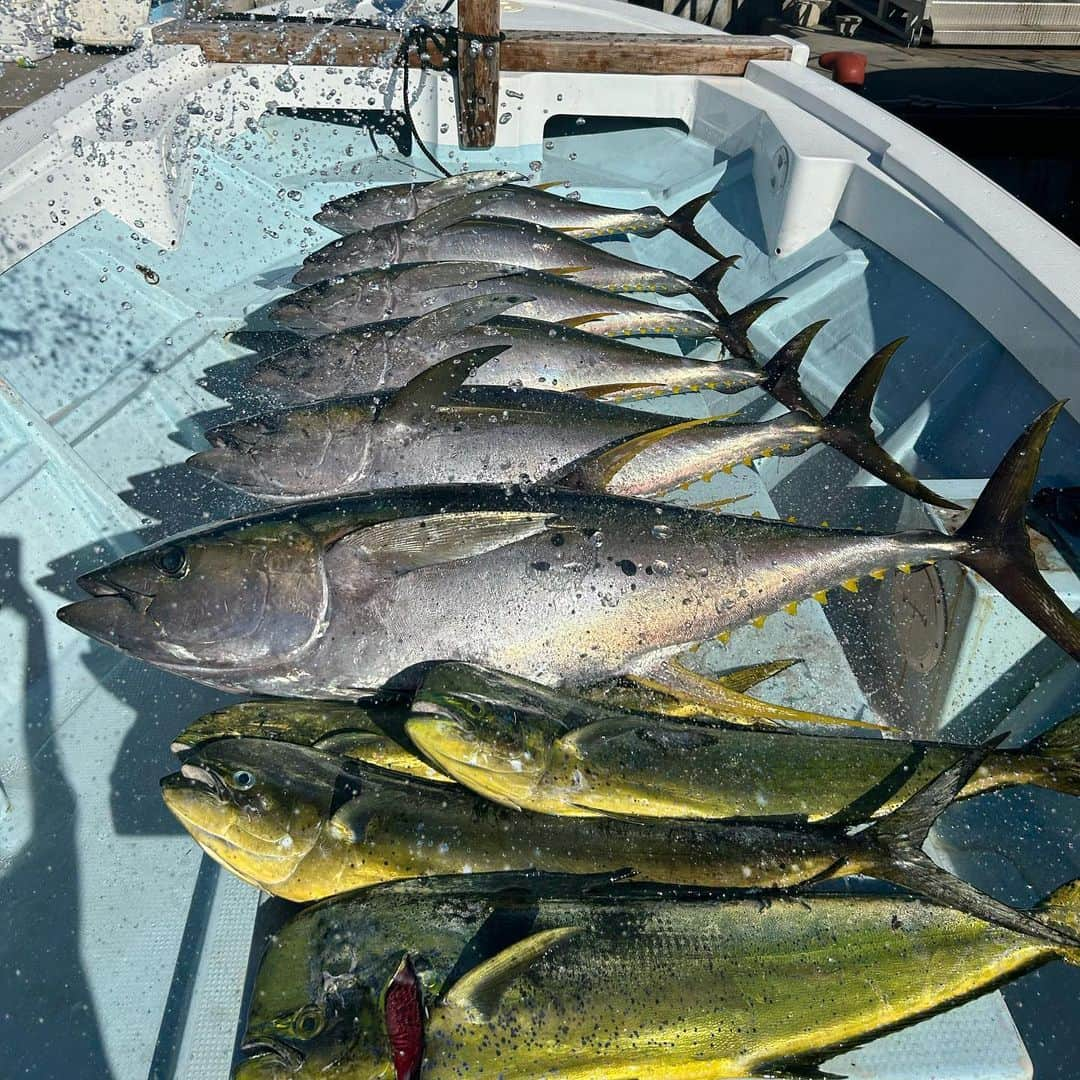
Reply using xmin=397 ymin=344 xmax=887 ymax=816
xmin=819 ymin=520 xmax=829 ymax=528
xmin=869 ymin=568 xmax=887 ymax=580
xmin=784 ymin=601 xmax=799 ymax=616
xmin=786 ymin=516 xmax=798 ymax=524
xmin=841 ymin=579 xmax=859 ymax=593
xmin=897 ymin=563 xmax=912 ymax=574
xmin=715 ymin=631 xmax=731 ymax=646
xmin=751 ymin=510 xmax=763 ymax=518
xmin=813 ymin=590 xmax=828 ymax=605
xmin=751 ymin=615 xmax=767 ymax=629
xmin=741 ymin=456 xmax=754 ymax=468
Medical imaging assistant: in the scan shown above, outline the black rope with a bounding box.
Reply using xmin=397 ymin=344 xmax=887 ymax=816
xmin=393 ymin=21 xmax=505 ymax=178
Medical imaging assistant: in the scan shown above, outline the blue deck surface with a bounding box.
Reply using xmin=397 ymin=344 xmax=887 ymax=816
xmin=1 ymin=114 xmax=1077 ymax=1078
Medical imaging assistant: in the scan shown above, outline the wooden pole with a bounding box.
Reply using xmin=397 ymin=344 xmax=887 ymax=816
xmin=455 ymin=0 xmax=501 ymax=150
xmin=152 ymin=23 xmax=793 ymax=74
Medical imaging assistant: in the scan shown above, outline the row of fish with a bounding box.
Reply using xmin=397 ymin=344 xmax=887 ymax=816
xmin=57 ymin=167 xmax=1080 ymax=1079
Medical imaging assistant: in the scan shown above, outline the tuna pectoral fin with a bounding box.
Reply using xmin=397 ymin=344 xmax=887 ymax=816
xmin=409 ymin=188 xmax=521 ymax=234
xmin=668 ymin=191 xmax=729 ymax=262
xmin=443 ymin=927 xmax=581 ymax=1021
xmin=394 ymin=293 xmax=533 ymax=348
xmin=551 ymin=416 xmax=729 ymax=493
xmin=861 ymin=736 xmax=1080 ymax=948
xmin=1021 ymin=713 xmax=1080 ymax=797
xmin=583 ymin=657 xmax=886 ymax=732
xmin=819 ymin=341 xmax=963 ymax=511
xmin=380 ymin=344 xmax=512 ymax=417
xmin=329 ymin=511 xmax=562 ymax=574
xmin=714 ymin=658 xmax=802 ymax=693
xmin=690 ymin=257 xmax=741 ymax=321
xmin=954 ymin=401 xmax=1080 ymax=660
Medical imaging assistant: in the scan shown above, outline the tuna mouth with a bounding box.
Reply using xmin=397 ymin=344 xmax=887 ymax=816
xmin=240 ymin=1035 xmax=305 ymax=1073
xmin=57 ymin=575 xmax=154 ymax=634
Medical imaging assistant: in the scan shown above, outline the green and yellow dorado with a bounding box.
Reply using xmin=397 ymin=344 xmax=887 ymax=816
xmin=406 ymin=662 xmax=1080 ymax=820
xmin=232 ymin=870 xmax=1080 ymax=1080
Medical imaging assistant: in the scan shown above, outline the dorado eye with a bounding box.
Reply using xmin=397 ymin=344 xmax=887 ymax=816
xmin=154 ymin=546 xmax=188 ymax=578
xmin=232 ymin=770 xmax=255 ymax=790
xmin=293 ymin=1006 xmax=324 ymax=1038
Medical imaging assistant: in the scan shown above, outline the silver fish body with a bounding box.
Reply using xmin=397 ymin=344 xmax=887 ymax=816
xmin=312 ymin=169 xmax=525 ymax=233
xmin=292 ymin=218 xmax=720 ymax=311
xmin=270 ymin=262 xmax=756 ymax=355
xmin=316 ymin=178 xmax=723 ymax=256
xmin=57 ymin=483 xmax=983 ymax=698
xmin=188 ymin=386 xmax=823 ymax=503
xmin=247 ymin=313 xmax=759 ymax=404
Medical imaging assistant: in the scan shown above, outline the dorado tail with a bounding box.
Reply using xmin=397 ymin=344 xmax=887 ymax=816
xmin=817 ymin=340 xmax=964 ymax=511
xmin=858 ymin=736 xmax=1080 ymax=948
xmin=667 ymin=192 xmax=729 ymax=263
xmin=954 ymin=401 xmax=1080 ymax=660
xmin=1037 ymin=879 xmax=1080 ymax=962
xmin=690 ymin=257 xmax=742 ymax=321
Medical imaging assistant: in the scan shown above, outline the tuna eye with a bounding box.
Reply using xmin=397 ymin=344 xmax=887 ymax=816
xmin=232 ymin=770 xmax=255 ymax=790
xmin=155 ymin=546 xmax=188 ymax=578
xmin=293 ymin=1006 xmax=324 ymax=1038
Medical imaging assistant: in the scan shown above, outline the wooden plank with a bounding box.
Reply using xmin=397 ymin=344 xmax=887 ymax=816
xmin=152 ymin=21 xmax=792 ymax=74
xmin=456 ymin=0 xmax=500 ymax=148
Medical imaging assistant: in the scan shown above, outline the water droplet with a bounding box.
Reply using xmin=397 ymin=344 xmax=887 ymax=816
xmin=274 ymin=71 xmax=297 ymax=93
xmin=498 ymin=112 xmax=512 ymax=125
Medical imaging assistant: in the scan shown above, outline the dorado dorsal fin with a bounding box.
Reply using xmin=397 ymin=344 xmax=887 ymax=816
xmin=552 ymin=416 xmax=728 ymax=493
xmin=329 ymin=512 xmax=561 ymax=574
xmin=443 ymin=927 xmax=580 ymax=1020
xmin=381 ymin=344 xmax=511 ymax=418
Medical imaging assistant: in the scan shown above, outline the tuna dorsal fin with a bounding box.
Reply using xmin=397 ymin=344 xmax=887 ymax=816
xmin=381 ymin=345 xmax=512 ymax=418
xmin=714 ymin=658 xmax=803 ymax=693
xmin=819 ymin=340 xmax=963 ymax=511
xmin=392 ymin=294 xmax=532 ymax=353
xmin=443 ymin=927 xmax=580 ymax=1020
xmin=552 ymin=416 xmax=725 ymax=492
xmin=856 ymin=734 xmax=1080 ymax=948
xmin=760 ymin=321 xmax=829 ymax=415
xmin=329 ymin=512 xmax=561 ymax=574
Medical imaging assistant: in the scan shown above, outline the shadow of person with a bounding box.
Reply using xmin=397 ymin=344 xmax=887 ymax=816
xmin=0 ymin=538 xmax=115 ymax=1079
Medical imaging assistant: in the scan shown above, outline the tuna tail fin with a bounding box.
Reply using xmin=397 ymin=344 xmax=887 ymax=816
xmin=954 ymin=401 xmax=1080 ymax=660
xmin=1017 ymin=713 xmax=1080 ymax=798
xmin=690 ymin=256 xmax=741 ymax=320
xmin=1037 ymin=879 xmax=1080 ymax=962
xmin=860 ymin=735 xmax=1080 ymax=948
xmin=718 ymin=296 xmax=788 ymax=360
xmin=760 ymin=321 xmax=830 ymax=415
xmin=818 ymin=340 xmax=964 ymax=511
xmin=667 ymin=192 xmax=728 ymax=262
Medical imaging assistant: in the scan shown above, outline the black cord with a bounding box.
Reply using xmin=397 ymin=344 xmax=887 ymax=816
xmin=397 ymin=28 xmax=453 ymax=177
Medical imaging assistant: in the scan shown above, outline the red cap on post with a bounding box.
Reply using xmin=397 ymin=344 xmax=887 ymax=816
xmin=819 ymin=51 xmax=868 ymax=90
